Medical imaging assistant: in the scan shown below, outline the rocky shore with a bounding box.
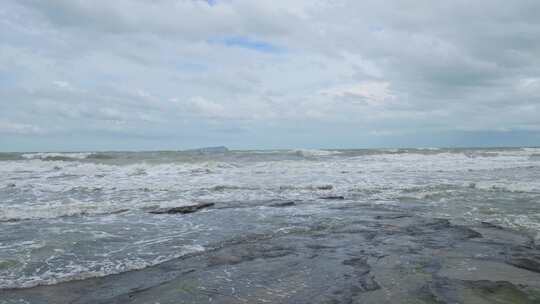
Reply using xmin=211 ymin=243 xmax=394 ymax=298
xmin=3 ymin=201 xmax=540 ymax=304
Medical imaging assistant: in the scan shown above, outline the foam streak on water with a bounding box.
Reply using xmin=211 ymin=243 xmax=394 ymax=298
xmin=1 ymin=147 xmax=540 ymax=289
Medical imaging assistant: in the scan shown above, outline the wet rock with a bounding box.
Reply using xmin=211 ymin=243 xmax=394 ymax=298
xmin=208 ymin=244 xmax=295 ymax=266
xmin=149 ymin=202 xmax=215 ymax=214
xmin=457 ymin=227 xmax=483 ymax=239
xmin=416 ymin=285 xmax=446 ymax=304
xmin=429 ymin=279 xmax=540 ymax=304
xmin=474 ymin=224 xmax=531 ymax=247
xmin=320 ymin=195 xmax=345 ymax=200
xmin=507 ymin=257 xmax=540 ymax=273
xmin=481 ymin=221 xmax=505 ymax=230
xmin=110 ymin=209 xmax=130 ymax=215
xmin=465 ymin=280 xmax=536 ymax=303
xmin=342 ymin=257 xmax=380 ymax=292
xmin=3 ymin=218 xmax=21 ymax=223
xmin=306 ymin=244 xmax=336 ymax=250
xmin=405 ymin=218 xmax=449 ymax=235
xmin=4 ymin=206 xmax=540 ymax=304
xmin=268 ymin=201 xmax=296 ymax=207
xmin=406 ymin=218 xmax=482 ymax=240
xmin=358 ymin=276 xmax=380 ymax=292
xmin=343 ymin=257 xmax=370 ymax=273
xmin=375 ymin=213 xmax=411 ymax=220
xmin=424 ymin=218 xmax=452 ymax=229
xmin=207 ymin=254 xmax=244 ymax=266
xmin=317 ymin=185 xmax=333 ymax=190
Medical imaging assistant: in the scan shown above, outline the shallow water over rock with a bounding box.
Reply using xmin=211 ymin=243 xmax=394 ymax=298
xmin=3 ymin=203 xmax=540 ymax=304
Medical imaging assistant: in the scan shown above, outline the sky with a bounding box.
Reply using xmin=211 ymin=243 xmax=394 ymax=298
xmin=1 ymin=0 xmax=540 ymax=151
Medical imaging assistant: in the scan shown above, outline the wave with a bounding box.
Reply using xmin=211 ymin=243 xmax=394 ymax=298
xmin=0 ymin=199 xmax=207 ymax=222
xmin=85 ymin=153 xmax=116 ymax=160
xmin=0 ymin=200 xmax=128 ymax=222
xmin=472 ymin=181 xmax=540 ymax=193
xmin=0 ymin=182 xmax=338 ymax=222
xmin=7 ymin=148 xmax=540 ymax=165
xmin=0 ymin=245 xmax=205 ymax=290
xmin=399 ymin=184 xmax=458 ymax=193
xmin=292 ymin=149 xmax=342 ymax=158
xmin=522 ymin=147 xmax=540 ymax=153
xmin=19 ymin=152 xmax=118 ymax=162
xmin=529 ymin=153 xmax=540 ymax=161
xmin=394 ymin=181 xmax=540 ymax=201
xmin=21 ymin=152 xmax=94 ymax=161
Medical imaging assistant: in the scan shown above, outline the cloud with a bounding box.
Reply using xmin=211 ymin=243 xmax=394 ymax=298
xmin=518 ymin=78 xmax=540 ymax=95
xmin=17 ymin=0 xmax=302 ymax=39
xmin=0 ymin=120 xmax=44 ymax=135
xmin=1 ymin=0 xmax=540 ymax=150
xmin=321 ymin=81 xmax=396 ymax=105
xmin=186 ymin=96 xmax=227 ymax=118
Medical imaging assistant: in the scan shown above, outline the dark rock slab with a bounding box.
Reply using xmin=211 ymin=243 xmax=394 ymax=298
xmin=507 ymin=256 xmax=540 ymax=273
xmin=425 ymin=278 xmax=540 ymax=304
xmin=481 ymin=221 xmax=505 ymax=230
xmin=405 ymin=218 xmax=482 ymax=241
xmin=110 ymin=209 xmax=130 ymax=215
xmin=375 ymin=214 xmax=411 ymax=220
xmin=316 ymin=185 xmax=333 ymax=190
xmin=320 ymin=195 xmax=345 ymax=200
xmin=207 ymin=243 xmax=295 ymax=267
xmin=268 ymin=201 xmax=296 ymax=207
xmin=148 ymin=202 xmax=214 ymax=214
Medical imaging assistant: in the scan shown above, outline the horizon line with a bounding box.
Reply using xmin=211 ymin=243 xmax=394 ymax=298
xmin=1 ymin=145 xmax=539 ymax=154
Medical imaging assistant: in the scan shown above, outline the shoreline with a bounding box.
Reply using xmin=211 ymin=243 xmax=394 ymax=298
xmin=3 ymin=204 xmax=540 ymax=304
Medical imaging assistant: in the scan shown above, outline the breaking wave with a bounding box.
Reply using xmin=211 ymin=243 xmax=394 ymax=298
xmin=22 ymin=152 xmax=95 ymax=161
xmin=292 ymin=149 xmax=342 ymax=158
xmin=0 ymin=244 xmax=205 ymax=290
xmin=0 ymin=199 xmax=208 ymax=222
xmin=472 ymin=181 xmax=540 ymax=193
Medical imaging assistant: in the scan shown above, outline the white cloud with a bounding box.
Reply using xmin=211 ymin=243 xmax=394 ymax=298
xmin=187 ymin=96 xmax=227 ymax=118
xmin=1 ymin=0 xmax=540 ymax=149
xmin=52 ymin=80 xmax=71 ymax=89
xmin=320 ymin=81 xmax=396 ymax=105
xmin=517 ymin=78 xmax=540 ymax=95
xmin=0 ymin=121 xmax=44 ymax=135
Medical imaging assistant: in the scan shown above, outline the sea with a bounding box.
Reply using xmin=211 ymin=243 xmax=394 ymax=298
xmin=1 ymin=147 xmax=540 ymax=291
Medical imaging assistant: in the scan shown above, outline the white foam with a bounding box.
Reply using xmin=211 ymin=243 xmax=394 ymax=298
xmin=292 ymin=149 xmax=342 ymax=157
xmin=0 ymin=198 xmax=205 ymax=222
xmin=473 ymin=181 xmax=540 ymax=193
xmin=21 ymin=152 xmax=93 ymax=160
xmin=522 ymin=147 xmax=540 ymax=153
xmin=0 ymin=244 xmax=205 ymax=289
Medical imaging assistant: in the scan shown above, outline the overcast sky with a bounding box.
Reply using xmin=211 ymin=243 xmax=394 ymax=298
xmin=1 ymin=0 xmax=540 ymax=151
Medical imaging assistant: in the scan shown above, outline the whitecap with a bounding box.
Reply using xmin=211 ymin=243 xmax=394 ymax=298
xmin=0 ymin=244 xmax=205 ymax=289
xmin=292 ymin=149 xmax=342 ymax=158
xmin=21 ymin=152 xmax=94 ymax=161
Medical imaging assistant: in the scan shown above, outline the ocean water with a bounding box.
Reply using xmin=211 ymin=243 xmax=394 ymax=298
xmin=1 ymin=147 xmax=540 ymax=290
